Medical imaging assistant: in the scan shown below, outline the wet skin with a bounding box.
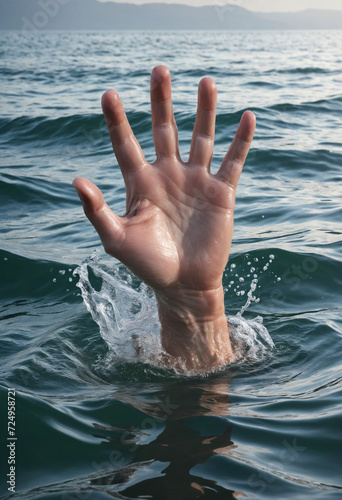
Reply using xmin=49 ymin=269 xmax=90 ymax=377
xmin=73 ymin=65 xmax=256 ymax=371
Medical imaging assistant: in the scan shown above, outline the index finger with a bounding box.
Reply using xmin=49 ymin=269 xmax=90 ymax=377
xmin=101 ymin=89 xmax=147 ymax=176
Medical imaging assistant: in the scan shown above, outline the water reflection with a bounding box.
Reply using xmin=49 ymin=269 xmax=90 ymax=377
xmin=89 ymin=378 xmax=244 ymax=499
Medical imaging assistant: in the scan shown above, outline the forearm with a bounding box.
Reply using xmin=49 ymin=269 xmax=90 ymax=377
xmin=155 ymin=286 xmax=233 ymax=371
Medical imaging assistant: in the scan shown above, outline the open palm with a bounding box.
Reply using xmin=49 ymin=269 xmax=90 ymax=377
xmin=73 ymin=65 xmax=255 ymax=298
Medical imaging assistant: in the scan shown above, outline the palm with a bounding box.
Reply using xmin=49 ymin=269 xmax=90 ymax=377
xmin=114 ymin=157 xmax=234 ymax=292
xmin=73 ymin=66 xmax=255 ymax=295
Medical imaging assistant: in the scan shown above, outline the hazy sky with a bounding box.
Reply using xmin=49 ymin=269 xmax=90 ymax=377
xmin=99 ymin=0 xmax=342 ymax=12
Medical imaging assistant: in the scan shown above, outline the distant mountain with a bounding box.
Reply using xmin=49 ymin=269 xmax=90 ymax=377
xmin=259 ymin=9 xmax=342 ymax=29
xmin=0 ymin=0 xmax=341 ymax=30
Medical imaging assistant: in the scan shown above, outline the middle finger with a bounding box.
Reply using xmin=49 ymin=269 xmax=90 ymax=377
xmin=188 ymin=77 xmax=217 ymax=169
xmin=150 ymin=65 xmax=180 ymax=160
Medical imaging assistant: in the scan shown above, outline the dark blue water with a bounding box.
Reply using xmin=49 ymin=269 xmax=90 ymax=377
xmin=0 ymin=30 xmax=342 ymax=499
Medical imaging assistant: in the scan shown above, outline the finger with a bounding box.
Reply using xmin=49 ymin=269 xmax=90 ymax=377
xmin=216 ymin=111 xmax=256 ymax=188
xmin=72 ymin=177 xmax=125 ymax=255
xmin=188 ymin=77 xmax=217 ymax=168
xmin=101 ymin=90 xmax=147 ymax=176
xmin=150 ymin=65 xmax=179 ymax=159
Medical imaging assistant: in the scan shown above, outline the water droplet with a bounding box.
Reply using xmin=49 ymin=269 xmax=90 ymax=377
xmin=59 ymin=270 xmax=66 ymax=275
xmin=230 ymin=263 xmax=236 ymax=269
xmin=277 ymin=277 xmax=281 ymax=282
xmin=53 ymin=278 xmax=57 ymax=283
xmin=239 ymin=277 xmax=244 ymax=282
xmin=269 ymin=254 xmax=275 ymax=260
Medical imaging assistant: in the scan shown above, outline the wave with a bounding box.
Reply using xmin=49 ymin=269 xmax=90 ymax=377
xmin=0 ymin=173 xmax=77 ymax=207
xmin=268 ymin=95 xmax=342 ymax=115
xmin=0 ymin=111 xmax=152 ymax=146
xmin=1 ymin=92 xmax=342 ymax=146
xmin=1 ymin=245 xmax=341 ymax=390
xmin=267 ymin=66 xmax=340 ymax=75
xmin=176 ymin=67 xmax=241 ymax=78
xmin=0 ymin=249 xmax=78 ymax=301
xmin=242 ymin=148 xmax=342 ymax=174
xmin=1 ymin=241 xmax=341 ymax=309
xmin=0 ymin=65 xmax=128 ymax=83
xmin=0 ymin=113 xmax=107 ymax=145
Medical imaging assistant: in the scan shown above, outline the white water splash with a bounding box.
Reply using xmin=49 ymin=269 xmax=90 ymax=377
xmin=228 ymin=315 xmax=274 ymax=361
xmin=74 ymin=251 xmax=274 ymax=374
xmin=74 ymin=251 xmax=162 ymax=363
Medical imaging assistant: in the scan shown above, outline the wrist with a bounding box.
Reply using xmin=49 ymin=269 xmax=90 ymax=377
xmin=155 ymin=286 xmax=233 ymax=371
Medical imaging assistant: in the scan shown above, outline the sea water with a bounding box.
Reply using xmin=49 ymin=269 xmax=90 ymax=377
xmin=0 ymin=30 xmax=342 ymax=499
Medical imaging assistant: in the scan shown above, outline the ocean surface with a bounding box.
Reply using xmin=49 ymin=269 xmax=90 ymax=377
xmin=0 ymin=30 xmax=342 ymax=499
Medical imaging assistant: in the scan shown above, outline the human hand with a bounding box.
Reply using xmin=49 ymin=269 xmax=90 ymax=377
xmin=73 ymin=66 xmax=255 ymax=371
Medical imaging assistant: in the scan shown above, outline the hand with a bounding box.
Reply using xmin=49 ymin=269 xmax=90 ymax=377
xmin=73 ymin=65 xmax=255 ymax=371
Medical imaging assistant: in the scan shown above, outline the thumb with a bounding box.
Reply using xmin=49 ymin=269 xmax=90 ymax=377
xmin=72 ymin=177 xmax=125 ymax=255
